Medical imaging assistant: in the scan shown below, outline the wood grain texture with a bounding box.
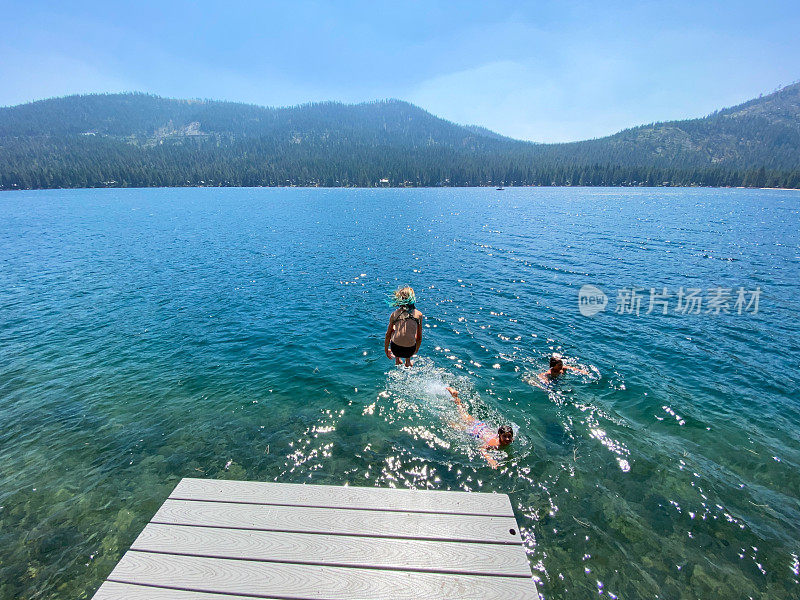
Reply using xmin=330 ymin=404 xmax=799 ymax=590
xmin=108 ymin=551 xmax=540 ymax=600
xmin=152 ymin=499 xmax=522 ymax=545
xmin=171 ymin=478 xmax=513 ymax=517
xmin=93 ymin=581 xmax=280 ymax=599
xmin=131 ymin=523 xmax=532 ymax=577
xmin=91 ymin=479 xmax=538 ymax=600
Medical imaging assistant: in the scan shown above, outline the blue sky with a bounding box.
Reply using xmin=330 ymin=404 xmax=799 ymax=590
xmin=2 ymin=1 xmax=798 ymax=142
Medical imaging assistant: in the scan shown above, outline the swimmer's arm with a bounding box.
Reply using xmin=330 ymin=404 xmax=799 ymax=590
xmin=480 ymin=445 xmax=499 ymax=469
xmin=565 ymin=365 xmax=590 ymax=375
xmin=414 ymin=314 xmax=423 ymax=352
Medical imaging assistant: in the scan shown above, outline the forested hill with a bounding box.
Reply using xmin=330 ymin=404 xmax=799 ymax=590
xmin=1 ymin=83 xmax=799 ymax=189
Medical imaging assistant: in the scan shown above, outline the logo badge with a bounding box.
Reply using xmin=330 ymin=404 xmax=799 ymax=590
xmin=579 ymin=285 xmax=608 ymax=317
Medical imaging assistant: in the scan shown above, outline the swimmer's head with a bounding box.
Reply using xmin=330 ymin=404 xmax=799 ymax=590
xmin=498 ymin=425 xmax=514 ymax=447
xmin=391 ymin=286 xmax=416 ymax=307
xmin=549 ymin=356 xmax=563 ymax=370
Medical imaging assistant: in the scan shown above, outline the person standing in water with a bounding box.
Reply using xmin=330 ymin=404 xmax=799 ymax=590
xmin=446 ymin=386 xmax=513 ymax=469
xmin=384 ymin=286 xmax=423 ymax=367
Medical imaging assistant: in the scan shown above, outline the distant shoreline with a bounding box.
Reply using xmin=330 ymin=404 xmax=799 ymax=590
xmin=2 ymin=184 xmax=799 ymax=192
xmin=3 ymin=90 xmax=799 ymax=192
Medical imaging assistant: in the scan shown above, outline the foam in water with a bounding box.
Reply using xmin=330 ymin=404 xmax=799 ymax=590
xmin=384 ymin=356 xmax=462 ymax=419
xmin=382 ymin=356 xmax=521 ymax=458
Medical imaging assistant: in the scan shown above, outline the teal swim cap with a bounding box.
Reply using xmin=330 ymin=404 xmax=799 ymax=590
xmin=387 ymin=290 xmax=416 ymax=307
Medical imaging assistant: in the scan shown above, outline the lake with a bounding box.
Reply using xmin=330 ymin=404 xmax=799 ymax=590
xmin=1 ymin=186 xmax=798 ymax=599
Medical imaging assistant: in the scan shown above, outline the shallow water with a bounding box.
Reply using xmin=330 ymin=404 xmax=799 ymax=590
xmin=0 ymin=186 xmax=799 ymax=599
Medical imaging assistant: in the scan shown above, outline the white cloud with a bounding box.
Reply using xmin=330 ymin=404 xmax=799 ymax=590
xmin=407 ymin=58 xmax=644 ymax=143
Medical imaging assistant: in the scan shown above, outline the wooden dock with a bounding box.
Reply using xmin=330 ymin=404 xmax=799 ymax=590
xmin=92 ymin=478 xmax=539 ymax=599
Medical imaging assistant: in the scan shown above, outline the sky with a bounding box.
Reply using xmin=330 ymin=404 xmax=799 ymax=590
xmin=2 ymin=1 xmax=799 ymax=142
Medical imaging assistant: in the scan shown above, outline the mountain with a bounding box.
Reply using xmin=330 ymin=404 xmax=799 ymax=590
xmin=1 ymin=84 xmax=799 ymax=190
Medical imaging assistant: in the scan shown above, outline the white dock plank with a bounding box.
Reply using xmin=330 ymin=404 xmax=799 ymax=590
xmin=171 ymin=478 xmax=513 ymax=517
xmin=93 ymin=581 xmax=279 ymax=599
xmin=92 ymin=479 xmax=538 ymax=600
xmin=108 ymin=551 xmax=540 ymax=600
xmin=153 ymin=499 xmax=522 ymax=545
xmin=132 ymin=523 xmax=532 ymax=577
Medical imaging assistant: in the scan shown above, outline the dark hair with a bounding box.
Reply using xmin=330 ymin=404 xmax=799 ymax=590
xmin=550 ymin=356 xmax=563 ymax=368
xmin=498 ymin=425 xmax=513 ymax=438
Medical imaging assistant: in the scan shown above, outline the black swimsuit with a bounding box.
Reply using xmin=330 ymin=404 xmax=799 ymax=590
xmin=390 ymin=307 xmax=420 ymax=358
xmin=390 ymin=341 xmax=416 ymax=358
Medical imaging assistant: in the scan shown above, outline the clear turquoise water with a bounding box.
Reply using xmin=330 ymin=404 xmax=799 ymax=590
xmin=1 ymin=187 xmax=799 ymax=599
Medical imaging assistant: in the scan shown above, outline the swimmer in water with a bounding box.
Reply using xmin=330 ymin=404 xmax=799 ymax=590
xmin=446 ymin=386 xmax=513 ymax=469
xmin=384 ymin=286 xmax=423 ymax=367
xmin=539 ymin=355 xmax=589 ymax=384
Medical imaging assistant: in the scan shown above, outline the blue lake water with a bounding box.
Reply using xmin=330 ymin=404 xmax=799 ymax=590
xmin=0 ymin=186 xmax=799 ymax=599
